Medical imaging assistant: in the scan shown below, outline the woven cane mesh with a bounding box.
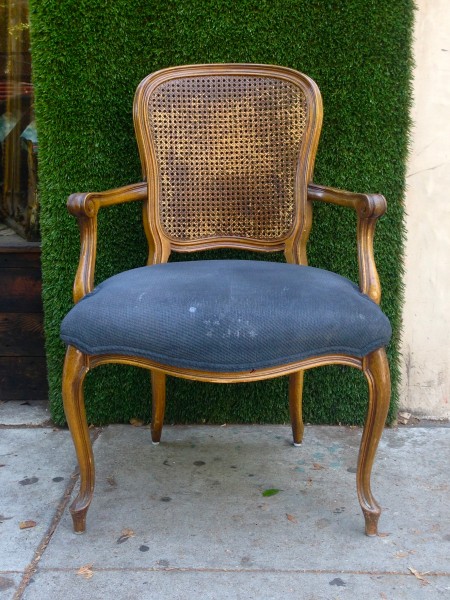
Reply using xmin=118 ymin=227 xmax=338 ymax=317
xmin=147 ymin=75 xmax=308 ymax=242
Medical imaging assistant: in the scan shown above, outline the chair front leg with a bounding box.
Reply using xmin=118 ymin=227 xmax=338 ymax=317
xmin=62 ymin=345 xmax=93 ymax=533
xmin=358 ymin=348 xmax=391 ymax=536
xmin=289 ymin=371 xmax=305 ymax=446
xmin=151 ymin=370 xmax=166 ymax=444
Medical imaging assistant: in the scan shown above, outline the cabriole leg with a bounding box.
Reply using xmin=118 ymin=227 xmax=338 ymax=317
xmin=289 ymin=370 xmax=305 ymax=446
xmin=151 ymin=370 xmax=166 ymax=444
xmin=358 ymin=348 xmax=391 ymax=536
xmin=62 ymin=345 xmax=93 ymax=533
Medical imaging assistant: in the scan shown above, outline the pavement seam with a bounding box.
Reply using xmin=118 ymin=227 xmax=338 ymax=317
xmin=0 ymin=422 xmax=57 ymax=429
xmin=33 ymin=566 xmax=450 ymax=577
xmin=12 ymin=428 xmax=103 ymax=600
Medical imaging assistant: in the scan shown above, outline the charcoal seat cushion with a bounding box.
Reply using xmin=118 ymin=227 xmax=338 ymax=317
xmin=60 ymin=260 xmax=391 ymax=372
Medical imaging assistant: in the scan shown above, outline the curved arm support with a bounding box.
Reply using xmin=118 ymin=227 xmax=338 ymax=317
xmin=307 ymin=183 xmax=387 ymax=304
xmin=67 ymin=182 xmax=147 ymax=303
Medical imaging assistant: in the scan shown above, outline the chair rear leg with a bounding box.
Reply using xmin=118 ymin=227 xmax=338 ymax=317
xmin=62 ymin=345 xmax=94 ymax=533
xmin=289 ymin=371 xmax=305 ymax=446
xmin=358 ymin=348 xmax=391 ymax=536
xmin=151 ymin=370 xmax=166 ymax=444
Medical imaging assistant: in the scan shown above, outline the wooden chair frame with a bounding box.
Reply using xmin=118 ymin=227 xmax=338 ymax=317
xmin=62 ymin=65 xmax=390 ymax=536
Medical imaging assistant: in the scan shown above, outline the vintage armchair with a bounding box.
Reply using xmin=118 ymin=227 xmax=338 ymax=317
xmin=60 ymin=64 xmax=391 ymax=536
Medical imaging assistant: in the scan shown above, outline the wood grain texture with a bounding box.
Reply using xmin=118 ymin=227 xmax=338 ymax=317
xmin=0 ymin=268 xmax=43 ymax=312
xmin=151 ymin=370 xmax=166 ymax=443
xmin=67 ymin=182 xmax=148 ymax=303
xmin=0 ymin=251 xmax=41 ymax=268
xmin=307 ymin=183 xmax=386 ymax=304
xmin=62 ymin=346 xmax=93 ymax=533
xmin=88 ymin=353 xmax=363 ymax=383
xmin=289 ymin=371 xmax=305 ymax=445
xmin=0 ymin=357 xmax=48 ymax=401
xmin=0 ymin=313 xmax=45 ymax=357
xmin=359 ymin=348 xmax=391 ymax=536
xmin=0 ymin=239 xmax=47 ymax=401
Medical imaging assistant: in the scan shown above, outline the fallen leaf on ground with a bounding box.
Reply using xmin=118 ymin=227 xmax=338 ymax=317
xmin=77 ymin=564 xmax=94 ymax=579
xmin=395 ymin=550 xmax=415 ymax=558
xmin=306 ymin=477 xmax=313 ymax=486
xmin=19 ymin=521 xmax=37 ymax=529
xmin=286 ymin=513 xmax=298 ymax=524
xmin=377 ymin=532 xmax=390 ymax=537
xmin=397 ymin=411 xmax=412 ymax=425
xmin=106 ymin=476 xmax=117 ymax=487
xmin=130 ymin=418 xmax=144 ymax=427
xmin=262 ymin=489 xmax=281 ymax=497
xmin=312 ymin=463 xmax=325 ymax=470
xmin=117 ymin=528 xmax=135 ymax=544
xmin=408 ymin=566 xmax=429 ymax=585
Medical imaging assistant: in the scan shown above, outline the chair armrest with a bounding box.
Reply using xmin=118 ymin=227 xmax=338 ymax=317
xmin=307 ymin=183 xmax=387 ymax=304
xmin=67 ymin=182 xmax=147 ymax=303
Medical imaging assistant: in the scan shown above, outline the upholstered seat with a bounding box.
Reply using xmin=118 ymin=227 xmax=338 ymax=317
xmin=61 ymin=260 xmax=391 ymax=372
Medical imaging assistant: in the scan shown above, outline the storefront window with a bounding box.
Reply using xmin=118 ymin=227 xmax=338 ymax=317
xmin=0 ymin=0 xmax=38 ymax=241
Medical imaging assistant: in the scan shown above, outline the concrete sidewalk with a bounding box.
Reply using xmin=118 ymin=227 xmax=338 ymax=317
xmin=1 ymin=402 xmax=449 ymax=599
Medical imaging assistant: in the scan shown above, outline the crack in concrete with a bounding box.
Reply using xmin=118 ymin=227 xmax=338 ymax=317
xmin=407 ymin=162 xmax=447 ymax=178
xmin=0 ymin=422 xmax=58 ymax=429
xmin=12 ymin=429 xmax=103 ymax=600
xmin=34 ymin=566 xmax=450 ymax=577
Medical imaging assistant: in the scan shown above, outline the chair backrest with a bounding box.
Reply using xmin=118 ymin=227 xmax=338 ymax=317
xmin=134 ymin=64 xmax=323 ymax=264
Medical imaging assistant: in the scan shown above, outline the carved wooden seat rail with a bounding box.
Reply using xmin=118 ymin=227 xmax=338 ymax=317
xmin=60 ymin=64 xmax=391 ymax=536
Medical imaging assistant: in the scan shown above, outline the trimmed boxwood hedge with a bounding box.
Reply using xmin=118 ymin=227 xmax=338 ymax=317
xmin=29 ymin=0 xmax=414 ymax=426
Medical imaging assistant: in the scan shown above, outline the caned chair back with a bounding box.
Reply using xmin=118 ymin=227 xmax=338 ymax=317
xmin=133 ymin=64 xmax=323 ymax=262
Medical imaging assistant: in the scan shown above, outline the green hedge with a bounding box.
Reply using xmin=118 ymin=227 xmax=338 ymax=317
xmin=30 ymin=0 xmax=413 ymax=426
